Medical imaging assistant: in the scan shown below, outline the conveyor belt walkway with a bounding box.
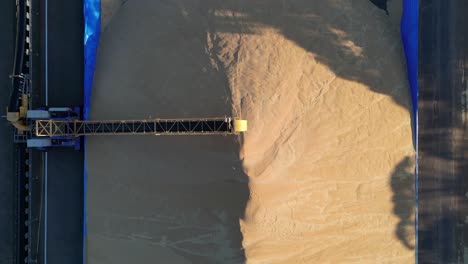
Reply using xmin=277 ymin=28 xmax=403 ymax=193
xmin=34 ymin=117 xmax=246 ymax=137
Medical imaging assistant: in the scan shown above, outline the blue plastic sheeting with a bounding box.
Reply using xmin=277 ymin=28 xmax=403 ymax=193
xmin=400 ymin=0 xmax=418 ymax=262
xmin=83 ymin=0 xmax=100 ymax=262
xmin=401 ymin=0 xmax=418 ymax=125
xmin=84 ymin=0 xmax=100 ymax=120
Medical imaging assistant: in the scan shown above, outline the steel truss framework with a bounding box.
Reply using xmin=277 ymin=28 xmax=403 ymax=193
xmin=35 ymin=117 xmax=236 ymax=137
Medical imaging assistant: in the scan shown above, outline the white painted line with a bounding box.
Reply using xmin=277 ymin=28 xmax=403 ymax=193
xmin=45 ymin=0 xmax=48 ymax=106
xmin=44 ymin=0 xmax=49 ymax=262
xmin=44 ymin=152 xmax=48 ymax=264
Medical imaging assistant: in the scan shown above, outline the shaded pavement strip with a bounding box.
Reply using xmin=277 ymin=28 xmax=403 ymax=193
xmin=0 ymin=0 xmax=16 ymax=262
xmin=418 ymin=0 xmax=468 ymax=263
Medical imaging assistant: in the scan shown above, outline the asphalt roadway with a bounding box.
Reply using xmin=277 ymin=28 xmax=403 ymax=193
xmin=0 ymin=1 xmax=16 ymax=262
xmin=39 ymin=0 xmax=84 ymax=263
xmin=0 ymin=0 xmax=87 ymax=263
xmin=418 ymin=0 xmax=468 ymax=263
xmin=2 ymin=0 xmax=85 ymax=263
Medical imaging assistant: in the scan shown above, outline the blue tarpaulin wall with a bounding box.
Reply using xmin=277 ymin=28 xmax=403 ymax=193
xmin=401 ymin=0 xmax=418 ymax=132
xmin=401 ymin=0 xmax=418 ymax=261
xmin=83 ymin=0 xmax=100 ymax=262
xmin=84 ymin=0 xmax=99 ymax=120
xmin=82 ymin=0 xmax=419 ymax=261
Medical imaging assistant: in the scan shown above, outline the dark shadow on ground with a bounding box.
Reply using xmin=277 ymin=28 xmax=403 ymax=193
xmin=369 ymin=0 xmax=389 ymax=15
xmin=390 ymin=156 xmax=415 ymax=250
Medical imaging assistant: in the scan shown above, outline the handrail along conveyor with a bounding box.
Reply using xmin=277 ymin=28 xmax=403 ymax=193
xmin=35 ymin=117 xmax=247 ymax=137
